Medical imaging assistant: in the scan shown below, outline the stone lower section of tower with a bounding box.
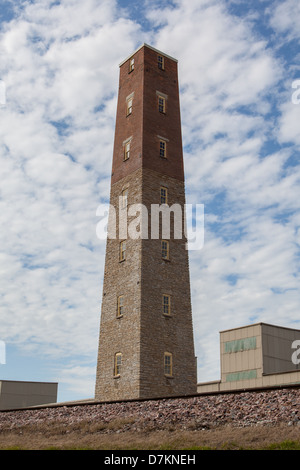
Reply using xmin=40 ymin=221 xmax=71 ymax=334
xmin=95 ymin=167 xmax=197 ymax=401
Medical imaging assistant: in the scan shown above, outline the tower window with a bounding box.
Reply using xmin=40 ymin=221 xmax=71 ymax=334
xmin=159 ymin=139 xmax=167 ymax=158
xmin=164 ymin=352 xmax=173 ymax=376
xmin=124 ymin=140 xmax=131 ymax=160
xmin=117 ymin=295 xmax=124 ymax=317
xmin=120 ymin=240 xmax=126 ymax=261
xmin=114 ymin=353 xmax=122 ymax=376
xmin=158 ymin=55 xmax=164 ymax=70
xmin=158 ymin=95 xmax=166 ymax=113
xmin=162 ymin=294 xmax=171 ymax=315
xmin=126 ymin=96 xmax=133 ymax=115
xmin=161 ymin=240 xmax=169 ymax=260
xmin=160 ymin=186 xmax=168 ymax=204
xmin=129 ymin=58 xmax=134 ymax=72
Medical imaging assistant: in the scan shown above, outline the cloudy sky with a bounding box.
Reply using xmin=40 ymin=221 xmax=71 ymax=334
xmin=0 ymin=0 xmax=300 ymax=402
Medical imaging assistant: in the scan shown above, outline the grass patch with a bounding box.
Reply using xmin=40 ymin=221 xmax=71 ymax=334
xmin=1 ymin=421 xmax=300 ymax=450
xmin=3 ymin=440 xmax=300 ymax=450
xmin=263 ymin=440 xmax=300 ymax=450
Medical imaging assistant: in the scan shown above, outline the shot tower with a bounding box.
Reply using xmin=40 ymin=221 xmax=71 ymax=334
xmin=95 ymin=44 xmax=197 ymax=401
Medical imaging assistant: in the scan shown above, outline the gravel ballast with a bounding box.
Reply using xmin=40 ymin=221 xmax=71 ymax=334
xmin=1 ymin=388 xmax=300 ymax=432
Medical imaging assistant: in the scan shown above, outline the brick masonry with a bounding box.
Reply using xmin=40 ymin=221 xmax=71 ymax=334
xmin=95 ymin=45 xmax=197 ymax=401
xmin=111 ymin=44 xmax=184 ymax=185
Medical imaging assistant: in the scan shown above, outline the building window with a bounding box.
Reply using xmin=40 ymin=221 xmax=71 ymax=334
xmin=117 ymin=295 xmax=124 ymax=317
xmin=120 ymin=240 xmax=126 ymax=261
xmin=162 ymin=294 xmax=171 ymax=316
xmin=159 ymin=139 xmax=167 ymax=158
xmin=158 ymin=55 xmax=164 ymax=70
xmin=164 ymin=352 xmax=173 ymax=376
xmin=161 ymin=240 xmax=169 ymax=260
xmin=114 ymin=353 xmax=122 ymax=376
xmin=160 ymin=186 xmax=168 ymax=204
xmin=158 ymin=95 xmax=166 ymax=113
xmin=129 ymin=58 xmax=134 ymax=72
xmin=121 ymin=188 xmax=128 ymax=208
xmin=124 ymin=140 xmax=131 ymax=160
xmin=126 ymin=96 xmax=133 ymax=116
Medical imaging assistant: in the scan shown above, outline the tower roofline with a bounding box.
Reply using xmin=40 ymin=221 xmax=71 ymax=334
xmin=119 ymin=43 xmax=178 ymax=67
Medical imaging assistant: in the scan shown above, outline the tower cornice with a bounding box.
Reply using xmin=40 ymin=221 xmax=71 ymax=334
xmin=119 ymin=43 xmax=178 ymax=67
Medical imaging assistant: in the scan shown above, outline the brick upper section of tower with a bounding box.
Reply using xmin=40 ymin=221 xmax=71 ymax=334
xmin=111 ymin=44 xmax=185 ymax=185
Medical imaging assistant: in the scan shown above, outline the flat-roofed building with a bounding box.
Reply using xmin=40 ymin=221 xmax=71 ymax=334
xmin=197 ymin=323 xmax=300 ymax=393
xmin=0 ymin=380 xmax=58 ymax=410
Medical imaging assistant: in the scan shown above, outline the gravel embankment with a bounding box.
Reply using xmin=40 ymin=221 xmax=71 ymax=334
xmin=1 ymin=388 xmax=300 ymax=432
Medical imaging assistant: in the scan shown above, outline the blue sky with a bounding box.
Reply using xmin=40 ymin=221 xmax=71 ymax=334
xmin=0 ymin=0 xmax=300 ymax=403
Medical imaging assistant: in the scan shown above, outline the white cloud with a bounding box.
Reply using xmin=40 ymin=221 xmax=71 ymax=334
xmin=56 ymin=364 xmax=97 ymax=399
xmin=277 ymin=98 xmax=300 ymax=146
xmin=269 ymin=0 xmax=300 ymax=41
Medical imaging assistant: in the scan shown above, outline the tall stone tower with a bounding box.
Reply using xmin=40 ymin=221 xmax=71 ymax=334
xmin=95 ymin=44 xmax=197 ymax=401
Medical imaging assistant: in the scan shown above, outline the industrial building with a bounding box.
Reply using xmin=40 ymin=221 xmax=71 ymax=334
xmin=197 ymin=323 xmax=300 ymax=393
xmin=0 ymin=380 xmax=58 ymax=410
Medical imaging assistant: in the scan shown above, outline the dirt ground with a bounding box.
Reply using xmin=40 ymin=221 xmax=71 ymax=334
xmin=0 ymin=420 xmax=300 ymax=450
